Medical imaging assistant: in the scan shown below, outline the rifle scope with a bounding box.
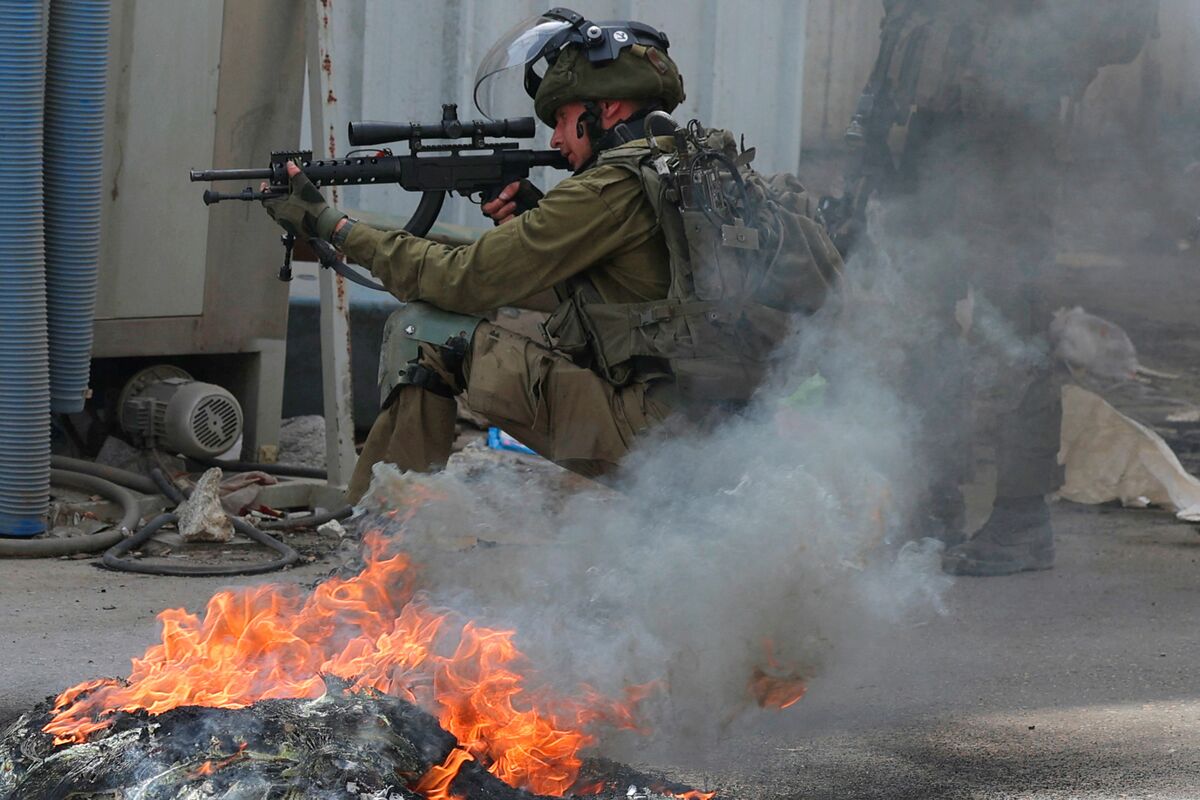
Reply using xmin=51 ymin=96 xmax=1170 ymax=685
xmin=348 ymin=116 xmax=537 ymax=147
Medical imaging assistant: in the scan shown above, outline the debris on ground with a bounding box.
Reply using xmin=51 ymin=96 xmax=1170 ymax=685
xmin=216 ymin=470 xmax=277 ymax=515
xmin=0 ymin=682 xmax=716 ymax=800
xmin=1 ymin=682 xmax=434 ymax=799
xmin=1059 ymin=384 xmax=1200 ymax=521
xmin=175 ymin=468 xmax=234 ymax=543
xmin=317 ymin=518 xmax=348 ymax=538
xmin=1050 ymin=306 xmax=1177 ymax=382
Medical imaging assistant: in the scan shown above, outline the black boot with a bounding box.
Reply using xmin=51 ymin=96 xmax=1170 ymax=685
xmin=942 ymin=496 xmax=1054 ymax=576
xmin=922 ymin=485 xmax=967 ymax=548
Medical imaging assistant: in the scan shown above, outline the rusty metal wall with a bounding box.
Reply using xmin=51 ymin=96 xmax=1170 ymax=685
xmin=800 ymin=0 xmax=1200 ymax=154
xmin=303 ymin=0 xmax=811 ymax=228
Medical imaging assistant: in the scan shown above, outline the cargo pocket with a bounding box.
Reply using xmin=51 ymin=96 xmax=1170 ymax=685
xmin=545 ymin=366 xmax=629 ymax=465
xmin=542 ymin=298 xmax=591 ymax=360
xmin=465 ymin=327 xmax=552 ymax=435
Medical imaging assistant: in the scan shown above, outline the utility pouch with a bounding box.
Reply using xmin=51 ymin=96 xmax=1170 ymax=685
xmin=542 ymin=297 xmax=592 ymax=361
xmin=573 ymin=125 xmax=844 ymax=404
xmin=680 ymin=209 xmax=756 ymax=302
xmin=681 ymin=209 xmax=726 ymax=301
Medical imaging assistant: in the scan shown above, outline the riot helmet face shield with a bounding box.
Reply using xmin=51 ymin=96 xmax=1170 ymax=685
xmin=473 ymin=13 xmax=571 ymax=122
xmin=473 ymin=7 xmax=671 ymax=122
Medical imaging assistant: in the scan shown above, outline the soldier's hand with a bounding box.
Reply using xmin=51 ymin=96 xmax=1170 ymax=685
xmin=481 ymin=181 xmax=522 ymax=225
xmin=261 ymin=161 xmax=346 ymax=241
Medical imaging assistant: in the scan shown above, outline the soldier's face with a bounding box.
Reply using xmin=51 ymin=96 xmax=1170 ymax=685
xmin=550 ymin=102 xmax=594 ymax=170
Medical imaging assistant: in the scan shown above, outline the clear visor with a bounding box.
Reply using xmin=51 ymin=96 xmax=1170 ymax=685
xmin=473 ymin=14 xmax=571 ymax=121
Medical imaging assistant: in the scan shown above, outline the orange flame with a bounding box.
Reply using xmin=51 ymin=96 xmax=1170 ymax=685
xmin=571 ymin=779 xmax=607 ymax=795
xmin=42 ymin=511 xmax=642 ymax=797
xmin=749 ymin=639 xmax=808 ymax=710
xmin=415 ymin=748 xmax=473 ymax=800
xmin=749 ymin=670 xmax=807 ymax=709
xmin=186 ymin=742 xmax=247 ymax=780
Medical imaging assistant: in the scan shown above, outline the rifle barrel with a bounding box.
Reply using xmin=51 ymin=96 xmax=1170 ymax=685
xmin=190 ymin=167 xmax=274 ymax=182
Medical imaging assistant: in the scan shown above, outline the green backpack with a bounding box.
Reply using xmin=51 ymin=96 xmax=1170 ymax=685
xmin=545 ymin=121 xmax=844 ymax=404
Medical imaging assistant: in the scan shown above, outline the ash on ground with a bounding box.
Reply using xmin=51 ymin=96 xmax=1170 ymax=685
xmin=0 ymin=682 xmax=718 ymax=800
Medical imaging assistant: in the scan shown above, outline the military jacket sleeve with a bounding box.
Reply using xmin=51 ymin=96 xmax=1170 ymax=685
xmin=339 ymin=165 xmax=663 ymax=314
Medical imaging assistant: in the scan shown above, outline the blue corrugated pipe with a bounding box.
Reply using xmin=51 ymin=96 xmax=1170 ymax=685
xmin=45 ymin=0 xmax=109 ymax=413
xmin=0 ymin=0 xmax=51 ymax=536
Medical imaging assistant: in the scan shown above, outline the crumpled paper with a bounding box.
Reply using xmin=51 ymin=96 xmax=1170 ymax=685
xmin=1058 ymin=385 xmax=1200 ymax=522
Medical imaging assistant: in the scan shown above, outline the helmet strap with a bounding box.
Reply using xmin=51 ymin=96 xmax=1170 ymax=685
xmin=576 ymin=100 xmax=604 ymax=142
xmin=572 ymin=102 xmax=662 ymax=175
xmin=592 ymin=102 xmax=662 ymax=152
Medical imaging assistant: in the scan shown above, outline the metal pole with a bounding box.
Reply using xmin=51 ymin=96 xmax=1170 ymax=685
xmin=306 ymin=0 xmax=357 ymax=489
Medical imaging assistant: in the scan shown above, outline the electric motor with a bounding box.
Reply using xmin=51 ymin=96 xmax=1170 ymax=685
xmin=118 ymin=366 xmax=243 ymax=458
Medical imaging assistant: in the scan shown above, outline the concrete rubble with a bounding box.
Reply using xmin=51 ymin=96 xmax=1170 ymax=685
xmin=175 ymin=468 xmax=234 ymax=543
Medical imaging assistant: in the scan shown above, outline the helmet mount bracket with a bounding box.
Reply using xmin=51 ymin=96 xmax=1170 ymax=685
xmin=523 ymin=7 xmax=671 ymax=99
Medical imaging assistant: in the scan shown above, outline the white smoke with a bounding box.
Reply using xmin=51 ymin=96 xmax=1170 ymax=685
xmin=350 ymin=0 xmax=1177 ymax=763
xmin=354 ymin=239 xmax=956 ymax=755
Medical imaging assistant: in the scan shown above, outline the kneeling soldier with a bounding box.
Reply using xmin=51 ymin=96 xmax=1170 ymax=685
xmin=263 ymin=8 xmax=841 ymax=503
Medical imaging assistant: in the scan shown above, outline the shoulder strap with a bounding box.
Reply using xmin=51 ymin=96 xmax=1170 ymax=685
xmin=595 ymin=142 xmax=670 ymax=227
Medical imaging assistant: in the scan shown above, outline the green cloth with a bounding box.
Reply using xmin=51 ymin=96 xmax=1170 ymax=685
xmin=341 ymin=163 xmax=670 ymax=315
xmin=781 ymin=374 xmax=828 ymax=409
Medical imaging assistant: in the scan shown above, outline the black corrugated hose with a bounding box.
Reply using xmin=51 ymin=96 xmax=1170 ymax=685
xmin=0 ymin=468 xmax=140 ymax=558
xmin=0 ymin=454 xmax=350 ymax=570
xmin=100 ymin=468 xmax=302 ymax=577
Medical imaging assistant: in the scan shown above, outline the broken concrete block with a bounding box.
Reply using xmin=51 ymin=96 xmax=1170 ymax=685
xmin=317 ymin=519 xmax=347 ymax=539
xmin=176 ymin=467 xmax=234 ymax=543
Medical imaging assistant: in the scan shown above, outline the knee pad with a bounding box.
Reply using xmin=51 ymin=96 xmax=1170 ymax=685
xmin=378 ymin=302 xmax=483 ymax=405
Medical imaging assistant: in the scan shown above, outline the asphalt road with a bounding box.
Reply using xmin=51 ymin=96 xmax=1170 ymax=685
xmin=2 ymin=500 xmax=1197 ymax=798
xmin=643 ymin=502 xmax=1200 ymax=799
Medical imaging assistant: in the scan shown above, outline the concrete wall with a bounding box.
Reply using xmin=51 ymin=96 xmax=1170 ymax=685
xmin=93 ymin=0 xmax=304 ymax=356
xmin=303 ymin=0 xmax=810 ymax=228
xmin=800 ymin=0 xmax=883 ymax=156
xmin=90 ymin=1 xmax=308 ymax=458
xmin=93 ymin=1 xmax=222 ymax=321
xmin=1073 ymin=0 xmax=1200 ymax=151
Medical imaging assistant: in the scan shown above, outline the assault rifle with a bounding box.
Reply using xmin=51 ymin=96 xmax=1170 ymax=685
xmin=189 ymin=104 xmax=567 ymax=289
xmin=815 ymin=2 xmax=913 ymax=258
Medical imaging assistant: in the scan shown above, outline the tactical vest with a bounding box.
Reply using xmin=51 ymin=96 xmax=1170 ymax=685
xmin=543 ymin=124 xmax=843 ymax=405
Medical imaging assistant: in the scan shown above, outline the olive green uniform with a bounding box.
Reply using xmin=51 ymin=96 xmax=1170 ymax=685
xmin=875 ymin=0 xmax=1157 ymax=502
xmin=340 ymin=158 xmax=677 ymax=502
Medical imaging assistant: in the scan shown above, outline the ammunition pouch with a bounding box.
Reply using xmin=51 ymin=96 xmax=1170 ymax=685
xmin=544 ymin=129 xmax=842 ymax=406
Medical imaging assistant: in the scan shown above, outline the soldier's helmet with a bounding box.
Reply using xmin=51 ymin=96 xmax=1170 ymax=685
xmin=473 ymin=7 xmax=685 ymax=128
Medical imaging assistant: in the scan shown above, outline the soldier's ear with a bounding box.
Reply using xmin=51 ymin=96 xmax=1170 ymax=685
xmin=598 ymin=99 xmax=626 ymax=127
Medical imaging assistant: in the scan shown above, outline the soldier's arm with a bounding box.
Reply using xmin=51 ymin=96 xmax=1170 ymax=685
xmin=338 ymin=167 xmax=653 ymax=314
